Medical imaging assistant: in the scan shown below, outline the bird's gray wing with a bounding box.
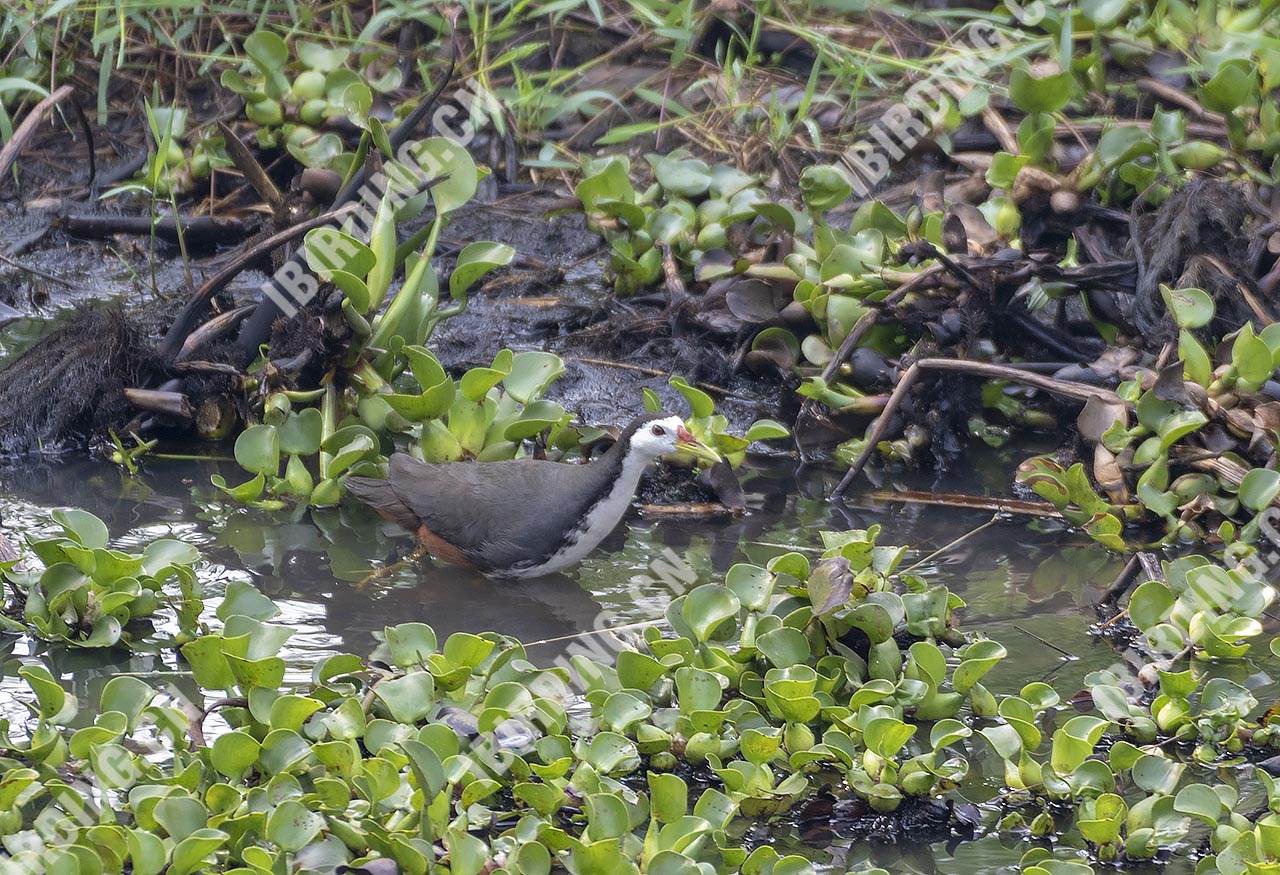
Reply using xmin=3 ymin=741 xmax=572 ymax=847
xmin=385 ymin=454 xmax=607 ymax=567
xmin=345 ymin=475 xmax=420 ymax=529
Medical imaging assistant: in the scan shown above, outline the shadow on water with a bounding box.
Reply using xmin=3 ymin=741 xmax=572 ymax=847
xmin=0 ymin=446 xmax=1143 ymax=873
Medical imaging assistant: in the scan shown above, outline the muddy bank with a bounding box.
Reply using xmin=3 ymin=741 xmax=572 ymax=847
xmin=0 ymin=184 xmax=790 ymax=458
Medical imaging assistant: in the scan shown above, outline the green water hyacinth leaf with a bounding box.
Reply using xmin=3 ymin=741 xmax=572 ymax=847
xmin=211 ymin=730 xmax=260 ymax=777
xmin=1158 ymin=409 xmax=1207 ymax=450
xmin=865 ymin=716 xmax=915 ymax=758
xmin=1078 ymin=793 xmax=1126 ymax=845
xmin=374 ymin=671 xmax=436 ymax=722
xmin=1160 ymin=284 xmax=1214 ymax=330
xmin=1128 ymin=580 xmax=1175 ymax=631
xmin=744 ymin=419 xmax=790 ymax=441
xmin=681 ymin=584 xmax=741 ymax=643
xmin=670 ymin=375 xmax=714 ymax=419
xmin=100 ymin=675 xmax=156 ymax=730
xmin=1233 ymin=323 xmax=1274 ymax=385
xmin=725 ymin=563 xmax=775 ymax=611
xmin=756 ymin=626 xmax=810 ymax=667
xmin=930 ymin=719 xmax=972 ymax=749
xmin=154 ymin=795 xmax=208 ymax=842
xmin=1174 ymin=783 xmax=1224 ymax=826
xmin=576 ymin=157 xmax=634 ymax=213
xmin=602 ymin=691 xmax=651 ymax=733
xmin=266 ymin=798 xmax=323 ymax=852
xmin=52 ymin=508 xmax=111 ymax=549
xmin=1239 ymin=468 xmax=1280 ymax=511
xmin=617 ymin=651 xmax=667 ymax=691
xmin=583 ymin=731 xmax=641 ymax=774
xmin=19 ymin=664 xmax=77 ymax=723
xmin=235 ymin=424 xmax=280 ymax=476
xmin=296 ymin=40 xmax=348 ymax=72
xmin=244 ymin=31 xmax=287 ymax=72
xmin=648 ymin=154 xmax=712 ymax=197
xmin=411 ymin=137 xmax=478 ymax=214
xmin=385 ymin=622 xmax=438 ymax=666
xmin=404 ymin=344 xmax=447 ymax=389
xmin=169 ymin=828 xmax=228 ymax=875
xmin=1050 ymin=715 xmax=1108 ymax=774
xmin=304 ymin=227 xmax=376 ymax=282
xmin=503 ymin=351 xmax=565 ymax=403
xmin=461 ymin=349 xmax=514 ymax=402
xmin=846 ymin=600 xmax=894 ymax=642
xmin=1009 ymin=63 xmax=1074 ymax=113
xmin=211 ymin=471 xmax=266 ymax=502
xmin=953 ymin=641 xmax=1005 ymax=694
xmin=450 ymin=241 xmax=515 ymax=300
xmin=1132 ymin=752 xmax=1184 ymax=795
xmin=1179 ymin=329 xmax=1213 ymax=387
xmin=1200 ymin=59 xmax=1258 ymax=113
xmin=798 ymin=165 xmax=851 ymax=212
xmin=676 ymin=666 xmax=724 ymax=713
xmin=503 ymin=399 xmax=566 ymax=441
xmin=277 ymin=408 xmax=323 ymax=456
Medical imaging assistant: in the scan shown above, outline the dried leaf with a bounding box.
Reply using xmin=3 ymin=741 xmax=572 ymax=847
xmin=1078 ymin=394 xmax=1129 ymax=444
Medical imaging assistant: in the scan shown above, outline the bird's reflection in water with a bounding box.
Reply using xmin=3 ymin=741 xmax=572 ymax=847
xmin=265 ymin=533 xmax=629 ymax=661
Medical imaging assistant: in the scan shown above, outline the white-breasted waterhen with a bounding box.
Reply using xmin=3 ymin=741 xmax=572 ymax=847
xmin=346 ymin=412 xmax=721 ymax=579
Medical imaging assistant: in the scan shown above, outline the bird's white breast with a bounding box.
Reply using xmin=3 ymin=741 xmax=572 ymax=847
xmin=503 ymin=451 xmax=650 ymax=578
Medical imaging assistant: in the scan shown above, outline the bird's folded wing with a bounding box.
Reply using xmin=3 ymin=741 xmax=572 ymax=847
xmin=385 ymin=454 xmax=604 ymax=565
xmin=346 ymin=476 xmax=422 ymax=530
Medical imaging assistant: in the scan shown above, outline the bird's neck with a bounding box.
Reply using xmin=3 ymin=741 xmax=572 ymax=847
xmin=612 ymin=445 xmax=652 ymax=497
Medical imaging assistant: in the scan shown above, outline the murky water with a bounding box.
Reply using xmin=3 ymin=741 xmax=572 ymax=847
xmin=5 ymin=302 xmax=1270 ymax=874
xmin=0 ymin=443 xmax=1148 ymax=872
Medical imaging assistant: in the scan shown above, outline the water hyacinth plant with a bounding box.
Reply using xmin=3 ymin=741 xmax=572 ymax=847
xmin=2 ymin=508 xmax=1279 ymax=874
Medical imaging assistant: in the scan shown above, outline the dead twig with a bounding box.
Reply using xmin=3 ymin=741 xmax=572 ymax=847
xmin=562 ymin=355 xmax=741 ymax=398
xmin=1014 ymin=624 xmax=1077 ymax=660
xmin=156 ymin=203 xmax=358 ymax=362
xmin=866 ymin=489 xmax=1062 ymax=517
xmin=188 ymin=696 xmax=248 ymax=749
xmin=0 ymin=84 xmax=74 ymax=184
xmin=831 ymin=358 xmax=1126 ymax=498
xmin=0 ymin=251 xmax=74 ymax=288
xmin=58 ymin=214 xmax=258 ymax=247
xmin=1099 ymin=554 xmax=1142 ymax=605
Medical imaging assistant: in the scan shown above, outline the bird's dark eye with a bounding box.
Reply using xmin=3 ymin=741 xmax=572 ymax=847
xmin=651 ymin=425 xmax=665 ymax=436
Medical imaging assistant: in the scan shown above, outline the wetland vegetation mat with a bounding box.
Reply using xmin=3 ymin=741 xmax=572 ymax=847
xmin=3 ymin=1 xmax=1280 ymax=874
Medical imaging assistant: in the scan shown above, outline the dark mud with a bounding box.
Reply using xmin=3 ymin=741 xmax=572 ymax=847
xmin=0 ymin=185 xmax=789 ymax=458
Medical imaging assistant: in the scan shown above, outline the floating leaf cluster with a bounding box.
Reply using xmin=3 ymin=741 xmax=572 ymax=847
xmin=3 ymin=513 xmax=1280 ymax=874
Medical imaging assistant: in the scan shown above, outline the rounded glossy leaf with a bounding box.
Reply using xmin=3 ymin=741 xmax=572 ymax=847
xmin=1009 ymin=63 xmax=1074 ymax=113
xmin=235 ymin=425 xmax=280 ymax=476
xmin=266 ymin=799 xmax=323 ymax=852
xmin=680 ymin=584 xmax=741 ymax=643
xmin=408 ymin=138 xmax=478 ymax=214
xmin=756 ymin=627 xmax=810 ymax=667
xmin=1160 ymin=284 xmax=1214 ymax=330
xmin=211 ymin=731 xmax=261 ymax=777
xmin=53 ymin=509 xmax=110 ymax=549
xmin=450 ymin=242 xmax=516 ymax=300
xmin=1240 ymin=468 xmax=1280 ymax=511
xmin=504 ymin=351 xmax=565 ymax=404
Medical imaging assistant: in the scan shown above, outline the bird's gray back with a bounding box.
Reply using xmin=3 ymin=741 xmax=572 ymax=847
xmin=385 ymin=454 xmax=614 ymax=569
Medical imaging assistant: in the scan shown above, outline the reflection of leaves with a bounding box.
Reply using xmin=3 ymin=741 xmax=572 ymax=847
xmin=1027 ymin=547 xmax=1116 ymax=604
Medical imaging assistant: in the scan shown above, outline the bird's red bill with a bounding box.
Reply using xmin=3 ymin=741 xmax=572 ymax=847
xmin=677 ymin=425 xmax=697 ymax=443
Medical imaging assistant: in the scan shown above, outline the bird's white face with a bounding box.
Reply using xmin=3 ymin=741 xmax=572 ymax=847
xmin=627 ymin=415 xmax=687 ymax=461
